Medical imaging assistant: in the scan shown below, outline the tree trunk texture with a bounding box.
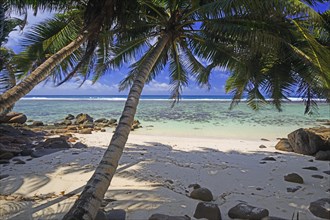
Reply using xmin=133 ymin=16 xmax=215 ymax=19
xmin=0 ymin=33 xmax=88 ymax=113
xmin=63 ymin=34 xmax=170 ymax=220
xmin=0 ymin=65 xmax=17 ymax=116
xmin=0 ymin=3 xmax=5 ymax=46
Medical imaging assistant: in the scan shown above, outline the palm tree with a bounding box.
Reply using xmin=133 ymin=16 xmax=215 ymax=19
xmin=0 ymin=0 xmax=139 ymax=113
xmin=2 ymin=0 xmax=329 ymax=219
xmin=200 ymin=0 xmax=330 ymax=113
xmin=0 ymin=0 xmax=78 ymax=114
xmin=0 ymin=2 xmax=26 ymax=115
xmin=63 ymin=0 xmax=213 ymax=218
xmin=0 ymin=48 xmax=17 ymax=116
xmin=64 ymin=0 xmax=329 ymax=218
xmin=64 ymin=0 xmax=326 ymax=219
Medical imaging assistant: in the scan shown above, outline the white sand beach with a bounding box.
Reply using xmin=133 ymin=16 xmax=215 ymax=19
xmin=0 ymin=131 xmax=329 ymax=219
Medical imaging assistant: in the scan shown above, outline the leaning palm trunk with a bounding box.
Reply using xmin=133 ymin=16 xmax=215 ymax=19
xmin=0 ymin=70 xmax=16 ymax=116
xmin=0 ymin=33 xmax=89 ymax=113
xmin=63 ymin=34 xmax=170 ymax=220
xmin=0 ymin=4 xmax=5 ymax=45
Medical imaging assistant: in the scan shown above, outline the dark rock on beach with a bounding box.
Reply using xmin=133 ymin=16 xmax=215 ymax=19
xmin=276 ymin=127 xmax=330 ymax=162
xmin=105 ymin=209 xmax=126 ymax=220
xmin=311 ymin=175 xmax=324 ymax=179
xmin=36 ymin=137 xmax=71 ymax=149
xmin=0 ymin=112 xmax=27 ymax=124
xmin=0 ymin=152 xmax=14 ymax=160
xmin=0 ymin=113 xmax=143 ymax=161
xmin=51 ymin=128 xmax=68 ymax=134
xmin=32 ymin=121 xmax=44 ymax=126
xmin=228 ymin=203 xmax=269 ymax=220
xmin=27 ymin=137 xmax=72 ymax=158
xmin=0 ymin=142 xmax=22 ymax=155
xmin=309 ymin=198 xmax=330 ymax=219
xmin=0 ymin=124 xmax=47 ymax=160
xmin=75 ymin=113 xmax=93 ymax=124
xmin=131 ymin=120 xmax=142 ymax=130
xmin=288 ymin=128 xmax=322 ymax=155
xmin=60 ymin=120 xmax=72 ymax=126
xmin=262 ymin=157 xmax=276 ymax=161
xmin=190 ymin=187 xmax=213 ymax=201
xmin=95 ymin=118 xmax=109 ymax=123
xmin=67 ymin=125 xmax=78 ymax=131
xmin=287 ymin=186 xmax=302 ymax=193
xmin=0 ymin=159 xmax=10 ymax=164
xmin=275 ymin=139 xmax=293 ymax=152
xmin=323 ymin=171 xmax=330 ymax=175
xmin=95 ymin=210 xmax=107 ymax=220
xmin=109 ymin=118 xmax=117 ymax=124
xmin=65 ymin=114 xmax=75 ymax=120
xmin=80 ymin=128 xmax=92 ymax=134
xmin=262 ymin=217 xmax=288 ymax=220
xmin=0 ymin=124 xmax=22 ymax=136
xmin=188 ymin=183 xmax=201 ymax=189
xmin=288 ymin=128 xmax=330 ymax=155
xmin=302 ymin=166 xmax=318 ymax=171
xmin=284 ymin=173 xmax=304 ymax=184
xmin=96 ymin=209 xmax=127 ymax=220
xmin=149 ymin=214 xmax=190 ymax=220
xmin=20 ymin=149 xmax=33 ymax=156
xmin=194 ymin=202 xmax=221 ymax=220
xmin=80 ymin=121 xmax=94 ymax=128
xmin=73 ymin=142 xmax=87 ymax=149
xmin=13 ymin=158 xmax=26 ymax=164
xmin=315 ymin=151 xmax=330 ymax=161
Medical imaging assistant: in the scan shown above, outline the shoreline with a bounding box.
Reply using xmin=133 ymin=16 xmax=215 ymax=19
xmin=1 ymin=130 xmax=329 ymax=219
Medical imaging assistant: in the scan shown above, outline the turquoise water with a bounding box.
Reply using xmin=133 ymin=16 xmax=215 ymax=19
xmin=14 ymin=96 xmax=329 ymax=140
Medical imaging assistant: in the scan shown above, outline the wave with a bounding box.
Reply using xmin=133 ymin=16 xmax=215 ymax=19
xmin=21 ymin=96 xmax=327 ymax=102
xmin=21 ymin=97 xmax=128 ymax=101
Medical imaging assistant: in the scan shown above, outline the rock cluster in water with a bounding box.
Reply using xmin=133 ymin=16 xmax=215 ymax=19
xmin=275 ymin=127 xmax=330 ymax=161
xmin=0 ymin=112 xmax=142 ymax=133
xmin=0 ymin=124 xmax=88 ymax=163
xmin=0 ymin=112 xmax=142 ymax=162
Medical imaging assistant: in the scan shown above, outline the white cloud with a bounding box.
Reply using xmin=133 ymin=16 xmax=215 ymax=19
xmin=28 ymin=80 xmax=120 ymax=95
xmin=27 ymin=78 xmax=228 ymax=96
xmin=144 ymin=80 xmax=170 ymax=92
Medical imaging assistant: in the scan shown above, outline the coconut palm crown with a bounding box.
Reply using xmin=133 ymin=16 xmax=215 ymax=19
xmin=64 ymin=0 xmax=330 ymax=219
xmin=200 ymin=1 xmax=330 ymax=113
xmin=63 ymin=0 xmax=214 ymax=218
xmin=0 ymin=0 xmax=140 ymax=113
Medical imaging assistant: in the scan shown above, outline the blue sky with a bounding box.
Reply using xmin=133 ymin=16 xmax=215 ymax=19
xmin=5 ymin=2 xmax=330 ymax=96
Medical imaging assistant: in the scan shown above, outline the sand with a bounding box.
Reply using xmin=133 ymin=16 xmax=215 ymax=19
xmin=0 ymin=131 xmax=329 ymax=219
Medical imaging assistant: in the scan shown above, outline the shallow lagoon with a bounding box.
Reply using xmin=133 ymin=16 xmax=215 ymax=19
xmin=14 ymin=98 xmax=329 ymax=140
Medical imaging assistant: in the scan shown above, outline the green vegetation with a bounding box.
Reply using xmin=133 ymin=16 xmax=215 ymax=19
xmin=1 ymin=0 xmax=329 ymax=219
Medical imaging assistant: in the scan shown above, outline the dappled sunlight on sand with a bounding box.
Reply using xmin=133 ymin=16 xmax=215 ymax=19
xmin=1 ymin=132 xmax=329 ymax=219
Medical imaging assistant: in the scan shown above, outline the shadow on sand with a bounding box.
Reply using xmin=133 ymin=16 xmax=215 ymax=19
xmin=0 ymin=140 xmax=329 ymax=219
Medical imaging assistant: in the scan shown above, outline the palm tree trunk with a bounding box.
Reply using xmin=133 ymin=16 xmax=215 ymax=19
xmin=0 ymin=3 xmax=5 ymax=46
xmin=0 ymin=33 xmax=89 ymax=113
xmin=63 ymin=34 xmax=170 ymax=220
xmin=0 ymin=65 xmax=17 ymax=116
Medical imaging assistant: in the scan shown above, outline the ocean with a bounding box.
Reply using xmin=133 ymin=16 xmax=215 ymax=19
xmin=13 ymin=95 xmax=330 ymax=140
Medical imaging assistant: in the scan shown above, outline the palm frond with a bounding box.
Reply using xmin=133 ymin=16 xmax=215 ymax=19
xmin=290 ymin=19 xmax=330 ymax=86
xmin=119 ymin=38 xmax=170 ymax=91
xmin=13 ymin=9 xmax=87 ymax=85
xmin=169 ymin=41 xmax=189 ymax=102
